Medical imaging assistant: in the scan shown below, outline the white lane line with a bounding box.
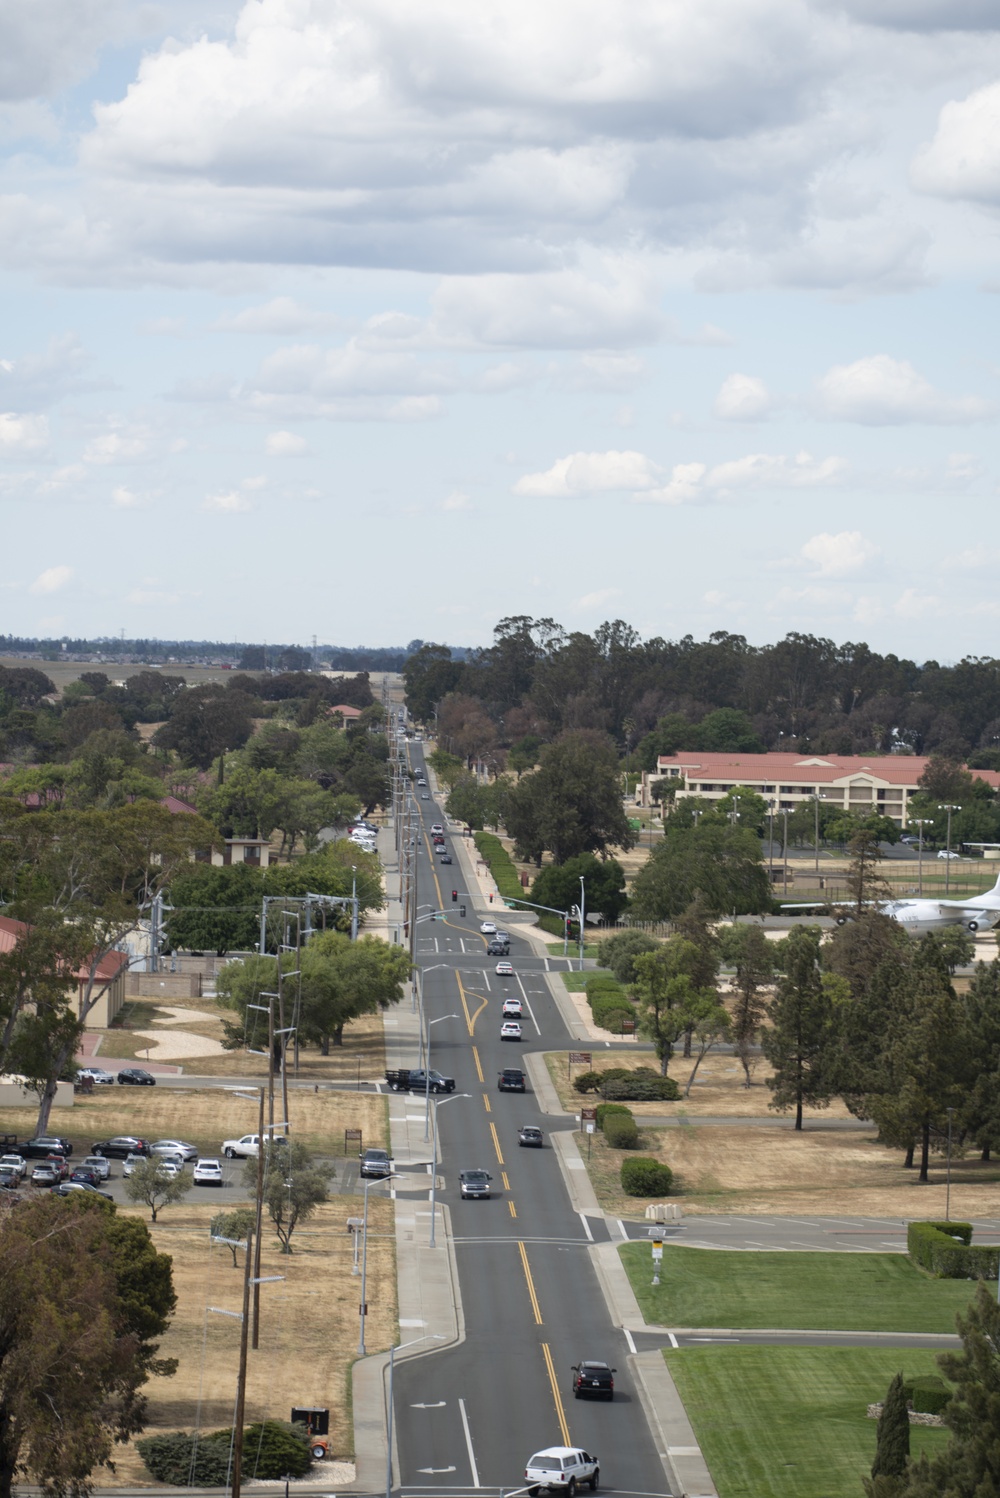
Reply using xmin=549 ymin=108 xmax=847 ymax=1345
xmin=624 ymin=1328 xmax=637 ymax=1354
xmin=482 ymin=972 xmax=491 ymax=991
xmin=516 ymin=974 xmax=541 ymax=1035
xmin=578 ymin=1212 xmax=594 ymax=1241
xmin=434 ymin=937 xmax=439 ymax=954
xmin=458 ymin=1397 xmax=480 ymax=1488
xmin=666 ymin=1331 xmax=678 ymax=1349
xmin=616 ymin=1219 xmax=629 ymax=1240
xmin=544 ymin=958 xmax=550 ymax=971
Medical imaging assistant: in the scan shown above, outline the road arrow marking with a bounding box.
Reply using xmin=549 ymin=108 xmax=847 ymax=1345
xmin=410 ymin=1402 xmax=447 ymax=1409
xmin=417 ymin=1466 xmax=456 ymax=1473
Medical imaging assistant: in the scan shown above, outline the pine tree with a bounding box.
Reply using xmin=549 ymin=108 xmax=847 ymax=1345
xmin=864 ymin=1371 xmax=909 ymax=1495
xmin=727 ymin=924 xmax=772 ymax=1087
xmin=761 ymin=926 xmax=839 ymax=1129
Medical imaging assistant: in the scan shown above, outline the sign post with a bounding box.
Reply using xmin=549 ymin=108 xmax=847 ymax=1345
xmin=651 ymin=1237 xmax=663 ymax=1286
xmin=568 ymin=1050 xmax=592 ymax=1081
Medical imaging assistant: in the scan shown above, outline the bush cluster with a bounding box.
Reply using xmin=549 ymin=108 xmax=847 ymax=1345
xmin=907 ymin=1221 xmax=999 ymax=1279
xmin=594 ymin=1101 xmax=633 ymax=1129
xmin=601 ymin=1073 xmax=681 ymax=1102
xmin=603 ymin=1113 xmax=640 ymax=1149
xmin=138 ymin=1421 xmax=312 ymax=1486
xmin=472 ymin=831 xmax=523 ymax=902
xmin=583 ymin=974 xmax=636 ymax=1034
xmin=620 ymin=1157 xmax=673 ymax=1196
xmin=901 ymin=1376 xmax=952 ymax=1416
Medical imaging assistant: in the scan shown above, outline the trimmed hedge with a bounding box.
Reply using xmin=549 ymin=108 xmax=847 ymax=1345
xmin=595 ymin=1101 xmax=633 ymax=1130
xmin=137 ymin=1433 xmax=231 ymax=1486
xmin=472 ymin=831 xmax=523 ymax=903
xmin=591 ymin=997 xmax=635 ymax=1032
xmin=903 ymin=1376 xmax=952 ymax=1416
xmin=573 ymin=1070 xmax=605 ymax=1094
xmin=907 ymin=1220 xmax=998 ymax=1279
xmin=603 ymin=1113 xmax=640 ymax=1149
xmin=620 ymin=1157 xmax=673 ymax=1197
xmin=601 ymin=1068 xmax=680 ymax=1102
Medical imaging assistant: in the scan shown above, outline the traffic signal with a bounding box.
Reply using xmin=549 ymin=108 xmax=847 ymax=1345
xmin=489 ymin=893 xmax=493 ymax=904
xmin=460 ymin=905 xmax=466 ymax=917
xmin=452 ymin=890 xmax=458 ymax=902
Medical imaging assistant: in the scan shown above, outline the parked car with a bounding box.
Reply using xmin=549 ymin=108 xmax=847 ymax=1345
xmin=69 ymin=1167 xmax=101 ymax=1187
xmin=518 ymin=1125 xmax=543 ymax=1148
xmin=937 ymin=849 xmax=961 ymax=859
xmin=496 ymin=961 xmax=514 ymax=976
xmin=570 ymin=1360 xmax=616 ymax=1400
xmin=221 ymin=1133 xmax=289 ymax=1159
xmin=0 ymin=1153 xmax=27 ymax=1181
xmin=157 ymin=1160 xmax=183 ymax=1179
xmin=459 ymin=1168 xmax=492 ymax=1199
xmin=359 ymin=1147 xmax=393 ymax=1179
xmin=81 ymin=1154 xmax=111 ymax=1181
xmin=0 ymin=1168 xmax=21 ymax=1191
xmin=117 ymin=1068 xmax=156 ymax=1085
xmin=77 ymin=1066 xmax=116 ymax=1086
xmin=31 ymin=1160 xmax=63 ymax=1187
xmin=91 ymin=1136 xmax=150 ymax=1159
xmin=150 ymin=1139 xmax=199 ymax=1162
xmin=122 ymin=1153 xmax=145 ymax=1178
xmin=52 ymin=1180 xmax=113 ymax=1201
xmin=18 ymin=1136 xmax=73 ymax=1160
xmin=499 ymin=1068 xmax=527 ymax=1092
xmin=502 ymin=998 xmax=523 ymax=1017
xmin=501 ymin=1021 xmax=522 ymax=1041
xmin=193 ymin=1158 xmax=224 ymax=1186
xmin=525 ymin=1447 xmax=600 ymax=1495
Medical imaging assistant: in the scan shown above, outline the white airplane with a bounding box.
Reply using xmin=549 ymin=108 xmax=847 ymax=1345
xmin=783 ymin=870 xmax=1000 ymax=934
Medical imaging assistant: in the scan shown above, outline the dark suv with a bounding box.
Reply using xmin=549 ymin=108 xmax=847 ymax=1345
xmin=486 ymin=940 xmax=510 ymax=956
xmin=571 ymin=1360 xmax=616 ymax=1400
xmin=498 ymin=1068 xmax=526 ymax=1093
xmin=18 ymin=1136 xmax=73 ymax=1160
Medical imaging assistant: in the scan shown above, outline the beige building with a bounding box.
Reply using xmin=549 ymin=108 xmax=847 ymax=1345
xmin=0 ymin=916 xmax=129 ymax=1029
xmin=639 ymin=751 xmax=1000 ymax=828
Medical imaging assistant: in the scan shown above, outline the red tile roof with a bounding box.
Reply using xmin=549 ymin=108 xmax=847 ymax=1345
xmin=655 ymin=750 xmax=1000 ymax=789
xmin=0 ymin=916 xmax=129 ymax=980
xmin=160 ymin=795 xmax=199 ymax=815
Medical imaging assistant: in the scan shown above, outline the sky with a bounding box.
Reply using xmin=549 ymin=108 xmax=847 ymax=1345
xmin=3 ymin=0 xmax=1000 ymax=659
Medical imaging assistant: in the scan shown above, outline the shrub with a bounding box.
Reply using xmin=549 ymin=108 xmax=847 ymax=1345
xmin=585 ymin=974 xmax=623 ymax=1000
xmin=595 ymin=1102 xmax=633 ymax=1130
xmin=138 ymin=1432 xmax=232 ymax=1486
xmin=601 ymin=1074 xmax=681 ymax=1103
xmin=236 ymin=1421 xmax=312 ymax=1479
xmin=907 ymin=1221 xmax=997 ymax=1279
xmin=590 ymin=996 xmax=635 ymax=1032
xmin=603 ymin=1113 xmax=640 ymax=1149
xmin=472 ymin=831 xmax=522 ymax=902
xmin=902 ymin=1377 xmax=952 ymax=1416
xmin=573 ymin=1070 xmax=605 ymax=1094
xmin=598 ymin=930 xmax=659 ymax=984
xmin=620 ymin=1157 xmax=673 ymax=1196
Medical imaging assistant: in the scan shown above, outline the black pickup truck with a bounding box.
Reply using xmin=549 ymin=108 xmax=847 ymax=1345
xmin=384 ymin=1068 xmax=456 ymax=1094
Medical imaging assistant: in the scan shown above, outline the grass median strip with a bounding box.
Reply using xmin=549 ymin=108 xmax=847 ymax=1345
xmin=666 ymin=1345 xmax=948 ymax=1498
xmin=622 ymin=1243 xmax=976 ymax=1333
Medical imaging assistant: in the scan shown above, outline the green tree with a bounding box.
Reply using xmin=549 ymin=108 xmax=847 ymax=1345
xmin=863 ymin=1371 xmax=910 ymax=1498
xmin=629 ymin=821 xmax=771 ymax=920
xmin=596 ymin=930 xmax=659 ymax=984
xmin=631 ymin=939 xmax=716 ymax=1076
xmin=761 ymin=926 xmax=838 ymax=1129
xmin=0 ymin=1195 xmax=175 ymax=1498
xmin=124 ymin=1157 xmax=192 ymax=1221
xmin=530 ymin=854 xmax=628 ymax=925
xmin=960 ymin=959 xmax=1000 ymax=1160
xmin=153 ymin=685 xmax=256 ymax=769
xmin=681 ymin=990 xmax=731 ymax=1097
xmin=503 ymin=730 xmax=636 ymax=864
xmin=403 ymin=644 xmax=465 ymax=722
xmin=297 ymin=933 xmax=411 ymax=1051
xmin=243 ymin=1142 xmax=333 ymax=1253
xmin=721 ymin=924 xmax=773 ymax=1087
xmin=210 ymin=1207 xmax=257 ymax=1268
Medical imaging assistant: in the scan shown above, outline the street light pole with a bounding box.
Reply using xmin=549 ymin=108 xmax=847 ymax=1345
xmin=578 ymin=875 xmax=586 ymax=972
xmin=939 ymin=804 xmax=961 ymax=894
xmin=423 ymin=1014 xmax=458 ymax=1142
xmin=359 ymin=1172 xmax=397 ymax=1357
xmin=429 ymin=1093 xmax=469 ymax=1247
xmin=911 ymin=818 xmax=932 ymax=897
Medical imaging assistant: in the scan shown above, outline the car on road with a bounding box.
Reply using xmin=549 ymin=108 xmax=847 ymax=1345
xmin=81 ymin=1154 xmax=111 ymax=1181
xmin=518 ymin=1125 xmax=543 ymax=1148
xmin=193 ymin=1158 xmax=223 ymax=1186
xmin=18 ymin=1136 xmax=73 ymax=1160
xmin=495 ymin=960 xmax=514 ymax=976
xmin=359 ymin=1147 xmax=393 ymax=1179
xmin=486 ymin=940 xmax=509 ymax=956
xmin=53 ymin=1180 xmax=113 ymax=1201
xmin=417 ymin=777 xmax=427 ymax=785
xmin=440 ymin=854 xmax=452 ymax=864
xmin=0 ymin=1153 xmax=27 ymax=1181
xmin=480 ymin=920 xmax=497 ymax=935
xmin=525 ymin=1447 xmax=599 ymax=1495
xmin=570 ymin=1360 xmax=616 ymax=1400
xmin=937 ymin=849 xmax=961 ymax=859
xmin=150 ymin=1139 xmax=199 ymax=1162
xmin=502 ymin=998 xmax=522 ymax=1017
xmin=498 ymin=1068 xmax=526 ymax=1092
xmin=435 ymin=843 xmax=450 ymax=855
xmin=78 ymin=1066 xmax=116 ymax=1086
xmin=431 ymin=824 xmax=444 ymax=835
xmin=494 ymin=930 xmax=510 ymax=944
xmin=117 ymin=1068 xmax=156 ymax=1085
xmin=91 ymin=1136 xmax=150 ymax=1159
xmin=459 ymin=1168 xmax=492 ymax=1199
xmin=501 ymin=1021 xmax=522 ymax=1041
xmin=420 ymin=792 xmax=430 ymax=799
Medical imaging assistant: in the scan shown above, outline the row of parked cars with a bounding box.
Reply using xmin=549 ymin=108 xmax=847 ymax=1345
xmin=0 ymin=1133 xmax=230 ymax=1196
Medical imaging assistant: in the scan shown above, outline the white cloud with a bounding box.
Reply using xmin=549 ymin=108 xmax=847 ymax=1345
xmin=639 ymin=463 xmax=708 ymax=505
xmin=0 ymin=411 xmax=48 ymax=454
xmin=111 ymin=485 xmax=151 ymax=509
xmin=705 ymin=450 xmax=847 ymax=492
xmin=801 ymin=530 xmax=879 ymax=575
xmin=0 ymin=1 xmax=119 ymax=103
xmin=835 ymin=0 xmax=1000 ymax=28
xmin=912 ymin=82 xmax=1000 ymax=206
xmin=203 ymin=490 xmax=253 ymax=513
xmin=513 ymin=449 xmax=660 ymax=497
xmin=893 ymin=588 xmax=944 ymax=618
xmin=29 ymin=564 xmax=72 ymax=595
xmin=265 ymin=430 xmax=307 ymax=456
xmin=713 ymin=372 xmax=772 ymax=421
xmin=83 ymin=426 xmax=150 ymax=464
xmin=814 ymin=355 xmax=993 ymax=425
xmin=213 ymin=298 xmax=337 ymax=335
xmin=440 ymin=490 xmax=472 ymax=511
xmin=576 ymin=587 xmax=621 ymax=609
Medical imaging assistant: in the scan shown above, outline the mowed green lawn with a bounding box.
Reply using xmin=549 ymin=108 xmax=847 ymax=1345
xmin=621 ymin=1243 xmax=976 ymax=1332
xmin=666 ymin=1346 xmax=949 ymax=1498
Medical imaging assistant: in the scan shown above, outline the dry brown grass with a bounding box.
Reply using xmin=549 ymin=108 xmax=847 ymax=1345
xmin=100 ymin=1196 xmax=396 ymax=1485
xmin=0 ymin=1084 xmax=389 ymax=1158
xmin=581 ymin=1116 xmax=1000 ymax=1219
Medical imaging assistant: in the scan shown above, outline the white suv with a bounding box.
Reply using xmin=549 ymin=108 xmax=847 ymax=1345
xmin=525 ymin=1447 xmax=599 ymax=1496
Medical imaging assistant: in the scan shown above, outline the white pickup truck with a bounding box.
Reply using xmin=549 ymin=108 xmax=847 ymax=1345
xmin=525 ymin=1447 xmax=599 ymax=1496
xmin=221 ymin=1133 xmax=288 ymax=1160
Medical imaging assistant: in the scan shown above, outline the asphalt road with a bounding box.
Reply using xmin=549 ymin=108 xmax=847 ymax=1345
xmin=390 ymin=749 xmax=674 ymax=1498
